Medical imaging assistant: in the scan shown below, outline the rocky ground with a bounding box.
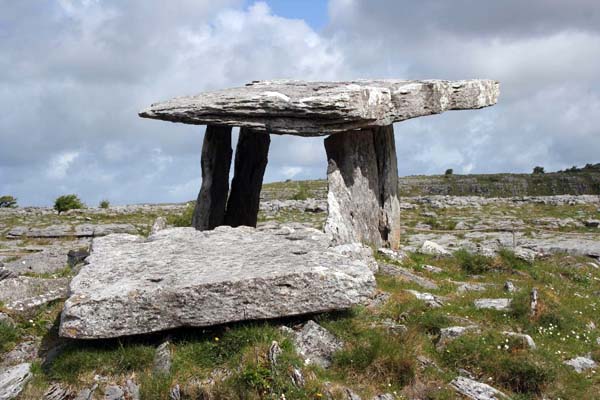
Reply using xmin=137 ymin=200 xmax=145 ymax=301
xmin=1 ymin=185 xmax=600 ymax=399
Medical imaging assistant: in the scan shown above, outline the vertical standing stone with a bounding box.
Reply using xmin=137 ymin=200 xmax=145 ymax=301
xmin=224 ymin=128 xmax=271 ymax=227
xmin=373 ymin=125 xmax=401 ymax=247
xmin=192 ymin=125 xmax=232 ymax=231
xmin=324 ymin=125 xmax=401 ymax=249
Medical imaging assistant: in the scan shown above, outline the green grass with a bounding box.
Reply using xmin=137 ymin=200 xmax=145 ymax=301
xmin=0 ymin=321 xmax=19 ymax=353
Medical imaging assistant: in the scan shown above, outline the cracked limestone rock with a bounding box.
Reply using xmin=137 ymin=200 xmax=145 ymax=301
xmin=291 ymin=320 xmax=343 ymax=369
xmin=139 ymin=79 xmax=499 ymax=136
xmin=0 ymin=277 xmax=69 ymax=312
xmin=450 ymin=376 xmax=509 ymax=400
xmin=59 ymin=225 xmax=375 ymax=339
xmin=0 ymin=363 xmax=32 ymax=400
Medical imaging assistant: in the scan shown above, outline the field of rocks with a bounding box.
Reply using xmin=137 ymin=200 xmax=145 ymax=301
xmin=1 ymin=182 xmax=600 ymax=399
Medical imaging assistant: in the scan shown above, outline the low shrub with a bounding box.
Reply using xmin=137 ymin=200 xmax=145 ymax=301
xmin=0 ymin=195 xmax=17 ymax=208
xmin=54 ymin=194 xmax=85 ymax=213
xmin=0 ymin=321 xmax=19 ymax=353
xmin=454 ymin=249 xmax=494 ymax=274
xmin=99 ymin=199 xmax=110 ymax=209
xmin=291 ymin=182 xmax=310 ymax=201
xmin=166 ymin=202 xmax=195 ymax=227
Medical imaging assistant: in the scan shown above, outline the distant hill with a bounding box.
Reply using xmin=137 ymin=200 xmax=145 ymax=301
xmin=399 ymin=164 xmax=600 ymax=197
xmin=262 ymin=164 xmax=600 ymax=199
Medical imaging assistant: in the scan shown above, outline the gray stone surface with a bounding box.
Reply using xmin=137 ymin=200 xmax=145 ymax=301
xmin=44 ymin=383 xmax=74 ymax=400
xmin=292 ymin=320 xmax=343 ymax=369
xmin=153 ymin=341 xmax=172 ymax=375
xmin=450 ymin=376 xmax=508 ymax=400
xmin=150 ymin=216 xmax=168 ymax=235
xmin=437 ymin=326 xmax=480 ymax=350
xmin=378 ymin=263 xmax=438 ymax=290
xmin=0 ymin=363 xmax=31 ymax=400
xmin=474 ymin=298 xmax=512 ymax=311
xmin=7 ymin=224 xmax=136 ymax=239
xmin=59 ymin=225 xmax=375 ymax=338
xmin=139 ymin=79 xmax=499 ymax=136
xmin=192 ymin=125 xmax=232 ymax=230
xmin=564 ymin=355 xmax=597 ymax=373
xmin=503 ymin=331 xmax=536 ymax=349
xmin=405 ymin=290 xmax=446 ymax=308
xmin=420 ymin=240 xmax=451 ymax=256
xmin=0 ymin=277 xmax=69 ymax=312
xmin=324 ymin=127 xmax=400 ymax=248
xmin=224 ymin=128 xmax=270 ymax=228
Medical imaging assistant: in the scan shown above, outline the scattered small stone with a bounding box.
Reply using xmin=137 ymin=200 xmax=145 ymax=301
xmin=125 ymin=380 xmax=139 ymax=400
xmin=268 ymin=341 xmax=282 ymax=368
xmin=103 ymin=385 xmax=124 ymax=400
xmin=456 ymin=282 xmax=490 ymax=293
xmin=379 ymin=263 xmax=438 ymax=289
xmin=153 ymin=341 xmax=172 ymax=375
xmin=503 ymin=331 xmax=536 ymax=349
xmin=503 ymin=281 xmax=516 ymax=293
xmin=530 ymin=288 xmax=539 ymax=316
xmin=344 ymin=388 xmax=362 ymax=400
xmin=513 ymin=247 xmax=537 ymax=263
xmin=405 ymin=290 xmax=445 ymax=308
xmin=151 ymin=217 xmax=168 ymax=235
xmin=0 ymin=313 xmax=14 ymax=327
xmin=437 ymin=326 xmax=480 ymax=349
xmin=1 ymin=340 xmax=39 ymax=366
xmin=169 ymin=384 xmax=181 ymax=400
xmin=44 ymin=383 xmax=74 ymax=400
xmin=377 ymin=247 xmax=408 ymax=263
xmin=422 ymin=264 xmax=442 ymax=273
xmin=0 ymin=363 xmax=32 ymax=400
xmin=292 ymin=320 xmax=343 ymax=369
xmin=474 ymin=298 xmax=512 ymax=311
xmin=67 ymin=248 xmax=90 ymax=268
xmin=372 ymin=319 xmax=407 ymax=334
xmin=74 ymin=384 xmax=98 ymax=400
xmin=371 ymin=395 xmax=394 ymax=400
xmin=584 ymin=219 xmax=600 ymax=228
xmin=0 ymin=268 xmax=16 ymax=282
xmin=366 ymin=291 xmax=391 ymax=309
xmin=290 ymin=367 xmax=305 ymax=387
xmin=564 ymin=355 xmax=597 ymax=373
xmin=450 ymin=376 xmax=509 ymax=399
xmin=420 ymin=240 xmax=451 ymax=256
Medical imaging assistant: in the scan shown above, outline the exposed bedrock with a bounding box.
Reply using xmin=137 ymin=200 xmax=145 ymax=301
xmin=192 ymin=125 xmax=233 ymax=230
xmin=324 ymin=125 xmax=401 ymax=248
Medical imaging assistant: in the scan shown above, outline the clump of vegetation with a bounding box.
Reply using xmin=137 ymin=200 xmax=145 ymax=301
xmin=54 ymin=194 xmax=85 ymax=213
xmin=454 ymin=249 xmax=494 ymax=274
xmin=99 ymin=199 xmax=110 ymax=209
xmin=533 ymin=166 xmax=545 ymax=174
xmin=166 ymin=202 xmax=195 ymax=227
xmin=332 ymin=328 xmax=416 ymax=389
xmin=0 ymin=195 xmax=17 ymax=208
xmin=441 ymin=332 xmax=553 ymax=395
xmin=0 ymin=321 xmax=19 ymax=353
xmin=445 ymin=168 xmax=453 ymax=176
xmin=291 ymin=182 xmax=311 ymax=201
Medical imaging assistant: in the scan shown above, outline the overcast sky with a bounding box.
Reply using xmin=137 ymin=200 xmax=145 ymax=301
xmin=1 ymin=0 xmax=599 ymax=206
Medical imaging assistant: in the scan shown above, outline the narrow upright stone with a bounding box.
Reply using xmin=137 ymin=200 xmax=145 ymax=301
xmin=224 ymin=128 xmax=270 ymax=227
xmin=192 ymin=125 xmax=232 ymax=230
xmin=324 ymin=125 xmax=401 ymax=248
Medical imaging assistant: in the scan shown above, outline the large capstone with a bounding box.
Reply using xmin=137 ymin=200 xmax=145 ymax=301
xmin=139 ymin=79 xmax=499 ymax=136
xmin=59 ymin=225 xmax=375 ymax=339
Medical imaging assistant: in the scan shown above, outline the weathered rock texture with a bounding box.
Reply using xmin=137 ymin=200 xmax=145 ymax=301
xmin=139 ymin=79 xmax=499 ymax=136
xmin=0 ymin=363 xmax=31 ymax=400
xmin=224 ymin=128 xmax=270 ymax=228
xmin=0 ymin=277 xmax=69 ymax=312
xmin=450 ymin=376 xmax=508 ymax=400
xmin=291 ymin=320 xmax=343 ymax=369
xmin=192 ymin=125 xmax=232 ymax=230
xmin=59 ymin=225 xmax=375 ymax=339
xmin=324 ymin=126 xmax=401 ymax=248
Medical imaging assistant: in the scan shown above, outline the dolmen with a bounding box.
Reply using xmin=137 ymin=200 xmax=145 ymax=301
xmin=59 ymin=79 xmax=499 ymax=339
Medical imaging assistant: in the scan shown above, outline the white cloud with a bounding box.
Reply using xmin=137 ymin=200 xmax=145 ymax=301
xmin=46 ymin=151 xmax=79 ymax=179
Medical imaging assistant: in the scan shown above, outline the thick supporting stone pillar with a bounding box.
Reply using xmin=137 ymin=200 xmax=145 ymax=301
xmin=324 ymin=125 xmax=401 ymax=249
xmin=224 ymin=128 xmax=271 ymax=227
xmin=192 ymin=125 xmax=233 ymax=231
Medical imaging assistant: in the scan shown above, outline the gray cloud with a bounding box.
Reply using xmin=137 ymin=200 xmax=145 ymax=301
xmin=1 ymin=0 xmax=599 ymax=206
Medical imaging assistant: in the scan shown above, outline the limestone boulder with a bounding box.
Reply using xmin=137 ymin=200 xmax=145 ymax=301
xmin=0 ymin=363 xmax=32 ymax=400
xmin=0 ymin=277 xmax=69 ymax=312
xmin=59 ymin=225 xmax=375 ymax=339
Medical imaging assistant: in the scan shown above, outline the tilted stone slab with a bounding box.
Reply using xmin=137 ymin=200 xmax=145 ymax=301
xmin=0 ymin=277 xmax=69 ymax=312
xmin=59 ymin=225 xmax=376 ymax=339
xmin=139 ymin=79 xmax=499 ymax=136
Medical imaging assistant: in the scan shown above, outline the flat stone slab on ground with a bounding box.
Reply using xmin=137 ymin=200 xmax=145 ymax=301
xmin=139 ymin=79 xmax=499 ymax=136
xmin=0 ymin=277 xmax=69 ymax=312
xmin=6 ymin=224 xmax=136 ymax=239
xmin=59 ymin=225 xmax=376 ymax=339
xmin=0 ymin=363 xmax=32 ymax=400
